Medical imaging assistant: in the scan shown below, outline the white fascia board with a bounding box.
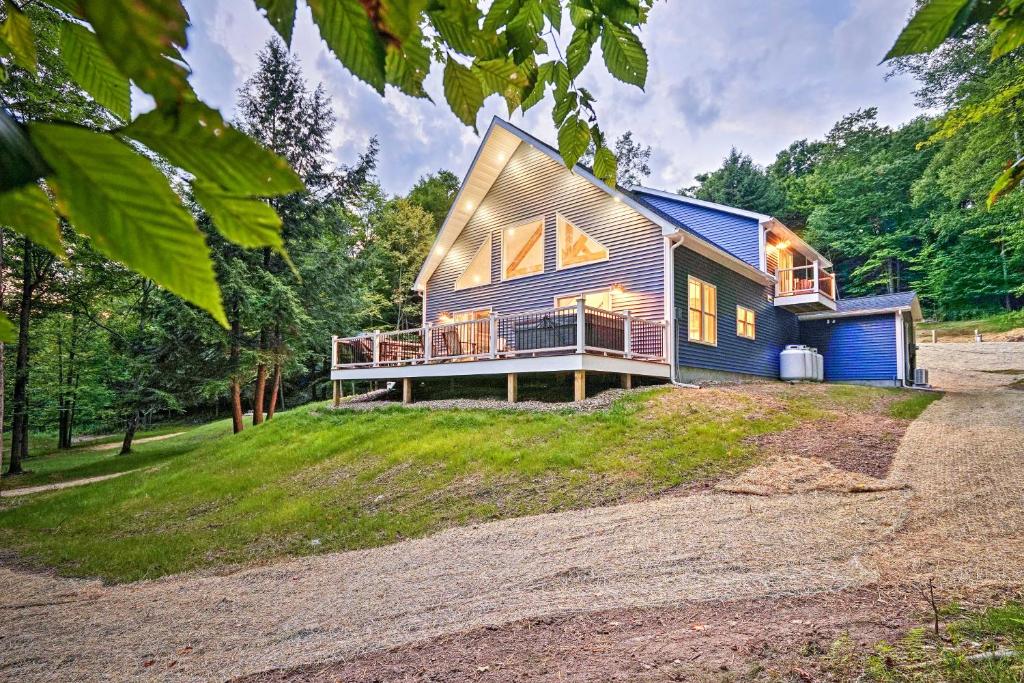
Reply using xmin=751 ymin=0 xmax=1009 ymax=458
xmin=797 ymin=306 xmax=912 ymax=321
xmin=894 ymin=311 xmax=906 ymax=381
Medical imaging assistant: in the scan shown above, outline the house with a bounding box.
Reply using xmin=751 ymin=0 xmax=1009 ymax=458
xmin=331 ymin=118 xmax=922 ymax=403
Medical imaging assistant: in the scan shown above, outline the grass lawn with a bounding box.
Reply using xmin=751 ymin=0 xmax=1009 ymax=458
xmin=850 ymin=602 xmax=1024 ymax=681
xmin=918 ymin=311 xmax=1024 ymax=340
xmin=1 ymin=423 xmax=198 ymax=490
xmin=0 ymin=384 xmax=935 ymax=583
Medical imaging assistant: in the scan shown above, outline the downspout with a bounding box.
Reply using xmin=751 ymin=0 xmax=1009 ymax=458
xmin=666 ymin=235 xmax=700 ymax=389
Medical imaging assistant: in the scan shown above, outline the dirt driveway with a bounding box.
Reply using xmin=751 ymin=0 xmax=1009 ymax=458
xmin=1 ymin=344 xmax=1022 ymax=682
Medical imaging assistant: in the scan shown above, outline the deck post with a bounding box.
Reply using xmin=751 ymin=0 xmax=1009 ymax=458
xmin=331 ymin=335 xmax=338 ymax=368
xmin=424 ymin=323 xmax=432 ymax=362
xmin=489 ymin=313 xmax=498 ymax=359
xmin=813 ymin=260 xmax=819 ymax=293
xmin=402 ymin=378 xmax=413 ymax=404
xmin=574 ymin=370 xmax=586 ymax=402
xmin=372 ymin=330 xmax=381 ymax=366
xmin=623 ymin=310 xmax=632 ymax=358
xmin=332 ymin=379 xmax=341 ymax=407
xmin=507 ymin=373 xmax=518 ymax=403
xmin=576 ymin=297 xmax=586 ymax=354
xmin=621 ymin=373 xmax=632 ymax=390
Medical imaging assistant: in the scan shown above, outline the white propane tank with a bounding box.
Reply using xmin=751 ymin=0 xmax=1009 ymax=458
xmin=780 ymin=345 xmax=812 ymax=381
xmin=813 ymin=350 xmax=824 ymax=381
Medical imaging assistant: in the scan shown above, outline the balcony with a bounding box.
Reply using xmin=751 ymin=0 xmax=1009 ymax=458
xmin=774 ymin=264 xmax=837 ymax=313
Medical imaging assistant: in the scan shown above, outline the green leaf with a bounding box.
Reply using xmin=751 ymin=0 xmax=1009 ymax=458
xmin=990 ymin=14 xmax=1024 ymax=61
xmin=0 ymin=183 xmax=63 ymax=256
xmin=551 ymin=88 xmax=576 ymax=126
xmin=59 ymin=21 xmax=131 ymax=120
xmin=380 ymin=0 xmax=428 ymax=43
xmin=483 ymin=0 xmax=519 ymax=31
xmin=557 ymin=114 xmax=590 ymax=169
xmin=42 ymin=0 xmax=84 ymax=17
xmin=0 ymin=109 xmax=49 ymax=192
xmin=594 ymin=0 xmax=641 ymax=26
xmin=30 ymin=123 xmax=227 ymax=326
xmin=592 ymin=144 xmax=617 ymax=185
xmin=443 ymin=56 xmax=484 ymax=130
xmin=506 ymin=1 xmax=543 ymax=52
xmin=473 ymin=57 xmax=526 ymax=95
xmin=569 ymin=3 xmax=593 ymax=28
xmin=428 ymin=0 xmax=482 ymax=57
xmin=600 ymin=18 xmax=646 ymax=87
xmin=566 ymin=22 xmax=598 ymax=79
xmin=385 ymin=39 xmax=431 ymax=98
xmin=124 ymin=101 xmax=303 ymax=196
xmin=254 ymin=0 xmax=297 ymax=45
xmin=520 ymin=61 xmax=551 ymax=112
xmin=542 ymin=0 xmax=561 ymax=31
xmin=883 ymin=0 xmax=971 ymax=60
xmin=987 ymin=156 xmax=1024 ymax=207
xmin=308 ymin=0 xmax=387 ymax=93
xmin=192 ymin=181 xmax=283 ymax=252
xmin=551 ymin=59 xmax=570 ymax=97
xmin=81 ymin=0 xmax=191 ymax=105
xmin=0 ymin=0 xmax=36 ymax=75
xmin=0 ymin=312 xmax=14 ymax=344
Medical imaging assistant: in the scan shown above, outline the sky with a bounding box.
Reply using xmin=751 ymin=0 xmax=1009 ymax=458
xmin=179 ymin=0 xmax=922 ymax=196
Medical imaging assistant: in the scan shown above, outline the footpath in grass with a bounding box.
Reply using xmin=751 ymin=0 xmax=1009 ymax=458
xmin=0 ymin=384 xmax=936 ymax=584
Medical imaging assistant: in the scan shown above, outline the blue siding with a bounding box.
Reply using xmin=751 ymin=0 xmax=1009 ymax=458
xmin=639 ymin=195 xmax=762 ymax=269
xmin=799 ymin=315 xmax=898 ymax=381
xmin=674 ymin=247 xmax=799 ymax=378
xmin=426 ymin=143 xmax=665 ymax=321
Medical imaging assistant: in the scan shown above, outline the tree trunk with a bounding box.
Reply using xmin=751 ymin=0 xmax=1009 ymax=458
xmin=59 ymin=314 xmax=78 ymax=449
xmin=229 ymin=311 xmax=244 ymax=434
xmin=266 ymin=363 xmax=281 ymax=419
xmin=0 ymin=229 xmax=6 ymax=479
xmin=8 ymin=238 xmax=33 ymax=474
xmin=119 ymin=410 xmax=139 ymax=455
xmin=231 ymin=380 xmax=244 ymax=433
xmin=252 ymin=361 xmax=267 ymax=425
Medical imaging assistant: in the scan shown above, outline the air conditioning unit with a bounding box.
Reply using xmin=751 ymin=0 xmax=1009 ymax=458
xmin=913 ymin=368 xmax=929 ymax=387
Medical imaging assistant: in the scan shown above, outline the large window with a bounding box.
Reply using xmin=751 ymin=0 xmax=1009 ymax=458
xmin=687 ymin=276 xmax=717 ymax=345
xmin=736 ymin=305 xmax=756 ymax=340
xmin=556 ymin=214 xmax=608 ymax=269
xmin=454 ymin=235 xmax=491 ymax=290
xmin=555 ymin=289 xmax=612 ymax=311
xmin=502 ymin=218 xmax=544 ymax=280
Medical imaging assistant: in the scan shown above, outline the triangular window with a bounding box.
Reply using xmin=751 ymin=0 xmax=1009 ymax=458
xmin=557 ymin=214 xmax=608 ymax=269
xmin=455 ymin=235 xmax=492 ymax=290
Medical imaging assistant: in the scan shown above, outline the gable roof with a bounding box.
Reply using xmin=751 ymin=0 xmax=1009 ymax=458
xmin=799 ymin=292 xmax=923 ymax=321
xmin=413 ymin=117 xmax=770 ymax=290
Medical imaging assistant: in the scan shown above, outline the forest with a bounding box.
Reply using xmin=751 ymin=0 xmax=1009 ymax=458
xmin=1 ymin=12 xmax=1022 ymax=472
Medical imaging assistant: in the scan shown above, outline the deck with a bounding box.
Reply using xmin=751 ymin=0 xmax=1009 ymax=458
xmin=330 ymin=302 xmax=671 ymax=402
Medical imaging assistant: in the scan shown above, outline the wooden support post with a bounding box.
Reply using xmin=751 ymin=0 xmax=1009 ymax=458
xmin=574 ymin=370 xmax=586 ymax=402
xmin=507 ymin=373 xmax=518 ymax=403
xmin=332 ymin=379 xmax=341 ymax=407
xmin=621 ymin=373 xmax=632 ymax=390
xmin=402 ymin=378 xmax=413 ymax=404
xmin=931 ymin=329 xmax=936 ymax=344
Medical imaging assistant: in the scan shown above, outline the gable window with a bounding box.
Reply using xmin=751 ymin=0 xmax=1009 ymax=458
xmin=736 ymin=305 xmax=756 ymax=340
xmin=555 ymin=289 xmax=612 ymax=311
xmin=502 ymin=218 xmax=545 ymax=280
xmin=556 ymin=214 xmax=608 ymax=269
xmin=454 ymin=235 xmax=491 ymax=290
xmin=687 ymin=276 xmax=717 ymax=346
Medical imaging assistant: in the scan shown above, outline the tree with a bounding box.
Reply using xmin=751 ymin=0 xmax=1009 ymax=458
xmin=581 ymin=130 xmax=652 ymax=187
xmin=0 ymin=0 xmax=652 ymax=345
xmin=407 ymin=170 xmax=460 ymax=230
xmin=682 ymin=148 xmax=785 ymax=216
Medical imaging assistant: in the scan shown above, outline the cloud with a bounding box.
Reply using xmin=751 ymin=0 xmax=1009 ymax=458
xmin=181 ymin=0 xmax=921 ymax=195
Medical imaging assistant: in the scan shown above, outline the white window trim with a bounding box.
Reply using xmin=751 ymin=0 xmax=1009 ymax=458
xmin=553 ymin=287 xmax=614 ymax=310
xmin=453 ymin=234 xmax=492 ymax=291
xmin=687 ymin=276 xmax=718 ymax=347
xmin=438 ymin=305 xmax=493 ymax=324
xmin=501 ymin=216 xmax=546 ymax=282
xmin=736 ymin=304 xmax=756 ymax=340
xmin=555 ymin=212 xmax=609 ymax=271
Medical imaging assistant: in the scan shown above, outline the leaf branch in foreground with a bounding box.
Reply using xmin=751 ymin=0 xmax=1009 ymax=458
xmin=59 ymin=21 xmax=131 ymax=121
xmin=29 ymin=123 xmax=227 ymax=326
xmin=0 ymin=182 xmax=63 ymax=256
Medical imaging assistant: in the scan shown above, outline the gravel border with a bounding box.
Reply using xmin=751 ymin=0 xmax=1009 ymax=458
xmin=327 ymin=385 xmax=664 ymax=413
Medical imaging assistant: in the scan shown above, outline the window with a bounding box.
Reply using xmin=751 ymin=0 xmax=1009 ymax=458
xmin=687 ymin=276 xmax=717 ymax=345
xmin=736 ymin=305 xmax=756 ymax=340
xmin=454 ymin=235 xmax=491 ymax=290
xmin=556 ymin=214 xmax=608 ymax=269
xmin=502 ymin=218 xmax=544 ymax=280
xmin=555 ymin=289 xmax=612 ymax=311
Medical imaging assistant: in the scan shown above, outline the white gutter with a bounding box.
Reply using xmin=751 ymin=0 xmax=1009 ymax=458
xmin=666 ymin=236 xmax=699 ymax=388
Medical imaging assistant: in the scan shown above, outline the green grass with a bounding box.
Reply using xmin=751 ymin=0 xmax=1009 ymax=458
xmin=864 ymin=602 xmax=1024 ymax=682
xmin=0 ymin=388 xmax=833 ymax=583
xmin=2 ymin=423 xmax=194 ymax=490
xmin=888 ymin=391 xmax=944 ymax=420
xmin=919 ymin=311 xmax=1024 ymax=338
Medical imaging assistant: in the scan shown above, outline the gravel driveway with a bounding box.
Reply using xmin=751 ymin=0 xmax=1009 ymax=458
xmin=1 ymin=343 xmax=1021 ymax=682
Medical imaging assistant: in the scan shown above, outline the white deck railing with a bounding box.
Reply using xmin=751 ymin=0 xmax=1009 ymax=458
xmin=331 ymin=299 xmax=667 ymax=369
xmin=775 ymin=264 xmax=836 ymax=300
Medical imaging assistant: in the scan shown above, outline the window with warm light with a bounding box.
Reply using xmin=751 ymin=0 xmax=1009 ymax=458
xmin=454 ymin=235 xmax=491 ymax=290
xmin=736 ymin=305 xmax=756 ymax=340
xmin=687 ymin=276 xmax=717 ymax=345
xmin=502 ymin=218 xmax=544 ymax=280
xmin=555 ymin=289 xmax=612 ymax=311
xmin=556 ymin=214 xmax=608 ymax=269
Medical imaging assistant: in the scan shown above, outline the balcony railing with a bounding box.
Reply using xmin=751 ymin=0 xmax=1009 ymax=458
xmin=332 ymin=301 xmax=667 ymax=369
xmin=775 ymin=263 xmax=836 ymax=300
